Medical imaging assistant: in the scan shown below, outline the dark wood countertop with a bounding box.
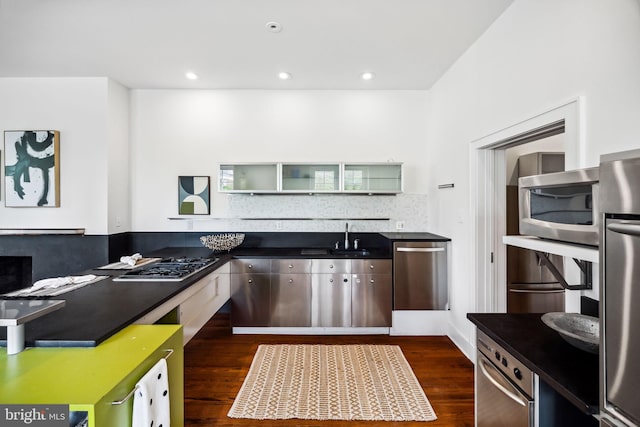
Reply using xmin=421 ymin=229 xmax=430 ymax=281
xmin=467 ymin=313 xmax=599 ymax=414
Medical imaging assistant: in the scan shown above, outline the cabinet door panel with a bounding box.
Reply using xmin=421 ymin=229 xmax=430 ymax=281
xmin=271 ymin=259 xmax=311 ymax=274
xmin=351 ymin=259 xmax=392 ymax=274
xmin=180 ymin=272 xmax=230 ymax=344
xmin=270 ymin=274 xmax=311 ymax=326
xmin=219 ymin=163 xmax=278 ymax=193
xmin=311 ymin=273 xmax=351 ymax=327
xmin=282 ymin=164 xmax=340 ymax=192
xmin=352 ymin=274 xmax=392 ymax=327
xmin=231 ymin=258 xmax=271 ymax=274
xmin=230 ymin=274 xmax=270 ymax=326
xmin=343 ymin=163 xmax=402 ymax=193
xmin=311 ymin=259 xmax=351 ymax=274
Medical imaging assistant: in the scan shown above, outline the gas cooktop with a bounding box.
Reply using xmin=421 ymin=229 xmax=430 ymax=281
xmin=113 ymin=257 xmax=219 ymax=282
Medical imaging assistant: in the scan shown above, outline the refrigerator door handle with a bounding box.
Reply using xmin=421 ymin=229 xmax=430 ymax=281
xmin=508 ymin=289 xmax=565 ymax=294
xmin=396 ymin=247 xmax=445 ymax=253
xmin=607 ymin=222 xmax=640 ymax=237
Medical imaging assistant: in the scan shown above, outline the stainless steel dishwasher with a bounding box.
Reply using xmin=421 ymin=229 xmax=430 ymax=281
xmin=393 ymin=241 xmax=448 ymax=310
xmin=476 ymin=330 xmax=534 ymax=427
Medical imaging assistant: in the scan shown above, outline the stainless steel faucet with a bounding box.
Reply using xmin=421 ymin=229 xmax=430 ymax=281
xmin=344 ymin=222 xmax=350 ymax=250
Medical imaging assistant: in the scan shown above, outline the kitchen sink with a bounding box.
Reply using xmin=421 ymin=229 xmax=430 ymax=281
xmin=331 ymin=249 xmax=371 ymax=256
xmin=300 ymin=249 xmax=330 ymax=255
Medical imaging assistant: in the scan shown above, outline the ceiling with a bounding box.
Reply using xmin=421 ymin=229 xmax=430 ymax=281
xmin=0 ymin=0 xmax=514 ymax=90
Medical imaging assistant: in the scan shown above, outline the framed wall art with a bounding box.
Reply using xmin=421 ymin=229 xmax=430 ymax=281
xmin=178 ymin=175 xmax=210 ymax=215
xmin=4 ymin=130 xmax=60 ymax=207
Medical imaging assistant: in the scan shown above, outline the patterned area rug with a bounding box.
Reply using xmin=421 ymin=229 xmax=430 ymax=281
xmin=227 ymin=344 xmax=437 ymax=422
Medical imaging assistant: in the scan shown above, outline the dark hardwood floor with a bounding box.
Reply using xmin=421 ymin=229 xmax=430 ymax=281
xmin=184 ymin=313 xmax=475 ymax=426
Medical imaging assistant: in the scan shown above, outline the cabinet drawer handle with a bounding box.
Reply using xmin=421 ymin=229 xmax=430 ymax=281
xmin=289 ymin=279 xmax=293 ymax=284
xmin=370 ymin=264 xmax=374 ymax=269
xmin=248 ymin=264 xmax=253 ymax=269
xmin=370 ymin=279 xmax=375 ymax=284
xmin=111 ymin=349 xmax=174 ymax=405
xmin=329 ymin=264 xmax=334 ymax=269
xmin=288 ymin=264 xmax=294 ymax=269
xmin=248 ymin=279 xmax=253 ymax=284
xmin=329 ymin=278 xmax=334 ymax=283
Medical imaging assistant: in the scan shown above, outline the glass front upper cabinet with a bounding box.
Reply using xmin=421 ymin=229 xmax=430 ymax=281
xmin=218 ymin=162 xmax=403 ymax=194
xmin=281 ymin=164 xmax=340 ymax=193
xmin=342 ymin=163 xmax=403 ymax=193
xmin=219 ymin=164 xmax=278 ymax=193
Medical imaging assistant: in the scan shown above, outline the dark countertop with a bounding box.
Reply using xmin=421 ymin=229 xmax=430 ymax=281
xmin=230 ymin=247 xmax=391 ymax=259
xmin=0 ymin=230 xmax=449 ymax=348
xmin=0 ymin=236 xmax=428 ymax=348
xmin=379 ymin=232 xmax=450 ymax=241
xmin=0 ymin=248 xmax=229 ymax=347
xmin=467 ymin=313 xmax=599 ymax=415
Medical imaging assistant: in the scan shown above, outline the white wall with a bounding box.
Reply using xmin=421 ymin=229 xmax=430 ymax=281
xmin=426 ymin=0 xmax=640 ymax=356
xmin=0 ymin=78 xmax=113 ymax=234
xmin=106 ymin=80 xmax=131 ymax=234
xmin=129 ymin=90 xmax=431 ymax=232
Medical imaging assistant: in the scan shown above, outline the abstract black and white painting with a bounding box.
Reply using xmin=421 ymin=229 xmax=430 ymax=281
xmin=178 ymin=176 xmax=210 ymax=215
xmin=4 ymin=131 xmax=60 ymax=207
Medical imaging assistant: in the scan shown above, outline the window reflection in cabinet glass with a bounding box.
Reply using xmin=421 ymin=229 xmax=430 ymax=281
xmin=343 ymin=164 xmax=402 ymax=193
xmin=344 ymin=169 xmax=364 ymax=191
xmin=219 ymin=164 xmax=278 ymax=192
xmin=282 ymin=164 xmax=339 ymax=192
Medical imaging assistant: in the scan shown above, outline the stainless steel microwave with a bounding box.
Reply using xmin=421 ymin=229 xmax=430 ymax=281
xmin=518 ymin=167 xmax=600 ymax=246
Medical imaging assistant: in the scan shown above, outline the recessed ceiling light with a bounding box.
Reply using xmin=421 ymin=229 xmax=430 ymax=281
xmin=361 ymin=72 xmax=375 ymax=81
xmin=185 ymin=71 xmax=198 ymax=80
xmin=278 ymin=72 xmax=292 ymax=80
xmin=266 ymin=21 xmax=283 ymax=33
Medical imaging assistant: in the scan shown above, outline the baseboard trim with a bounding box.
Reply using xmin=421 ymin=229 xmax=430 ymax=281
xmin=447 ymin=322 xmax=476 ymax=363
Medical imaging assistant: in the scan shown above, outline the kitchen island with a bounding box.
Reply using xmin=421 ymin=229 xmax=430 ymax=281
xmin=0 ymin=248 xmax=231 ymax=347
xmin=0 ymin=324 xmax=183 ymax=426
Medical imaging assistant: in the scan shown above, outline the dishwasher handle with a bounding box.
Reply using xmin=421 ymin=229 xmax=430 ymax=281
xmin=479 ymin=357 xmax=529 ymax=407
xmin=396 ymin=247 xmax=445 ymax=253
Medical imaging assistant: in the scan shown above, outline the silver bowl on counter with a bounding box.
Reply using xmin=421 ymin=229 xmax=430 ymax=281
xmin=541 ymin=312 xmax=599 ymax=354
xmin=200 ymin=233 xmax=245 ymax=252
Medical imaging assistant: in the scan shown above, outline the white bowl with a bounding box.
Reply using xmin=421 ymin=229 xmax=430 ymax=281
xmin=541 ymin=312 xmax=599 ymax=354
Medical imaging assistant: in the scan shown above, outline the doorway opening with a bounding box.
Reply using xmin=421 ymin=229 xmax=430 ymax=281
xmin=470 ymin=98 xmax=584 ymax=313
xmin=505 ymin=135 xmax=566 ymax=313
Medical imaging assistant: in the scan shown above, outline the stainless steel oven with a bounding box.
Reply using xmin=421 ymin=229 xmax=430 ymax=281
xmin=476 ymin=330 xmax=534 ymax=427
xmin=519 ymin=167 xmax=600 ymax=246
xmin=599 ymin=150 xmax=640 ymax=427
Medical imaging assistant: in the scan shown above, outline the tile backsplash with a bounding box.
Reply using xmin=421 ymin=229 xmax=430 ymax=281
xmin=181 ymin=193 xmax=429 ymax=232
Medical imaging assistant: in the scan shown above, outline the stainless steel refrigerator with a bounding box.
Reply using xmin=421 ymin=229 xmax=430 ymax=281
xmin=506 ymin=152 xmax=565 ymax=313
xmin=599 ymin=150 xmax=640 ymax=427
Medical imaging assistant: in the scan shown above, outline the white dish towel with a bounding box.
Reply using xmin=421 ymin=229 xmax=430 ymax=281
xmin=132 ymin=358 xmax=170 ymax=427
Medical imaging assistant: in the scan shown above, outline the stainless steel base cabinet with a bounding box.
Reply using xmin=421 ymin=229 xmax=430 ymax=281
xmin=230 ymin=259 xmax=271 ymax=327
xmin=352 ymin=273 xmax=392 ymax=326
xmin=312 ymin=273 xmax=351 ymax=327
xmin=351 ymin=260 xmax=392 ymax=327
xmin=271 ymin=273 xmax=311 ymax=326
